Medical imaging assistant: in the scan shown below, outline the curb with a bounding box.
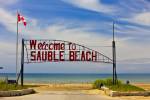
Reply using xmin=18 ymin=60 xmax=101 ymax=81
xmin=0 ymin=89 xmax=35 ymax=97
xmin=109 ymin=91 xmax=150 ymax=97
xmin=101 ymin=87 xmax=150 ymax=97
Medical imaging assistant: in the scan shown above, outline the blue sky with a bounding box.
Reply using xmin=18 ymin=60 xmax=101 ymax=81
xmin=0 ymin=0 xmax=150 ymax=73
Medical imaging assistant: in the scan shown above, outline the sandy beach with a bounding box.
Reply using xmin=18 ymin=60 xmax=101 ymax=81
xmin=133 ymin=83 xmax=150 ymax=91
xmin=0 ymin=83 xmax=149 ymax=100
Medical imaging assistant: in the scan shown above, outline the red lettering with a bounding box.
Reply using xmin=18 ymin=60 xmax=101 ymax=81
xmin=86 ymin=51 xmax=91 ymax=61
xmin=54 ymin=43 xmax=60 ymax=50
xmin=42 ymin=51 xmax=47 ymax=61
xmin=31 ymin=51 xmax=36 ymax=61
xmin=60 ymin=51 xmax=64 ymax=61
xmin=61 ymin=43 xmax=65 ymax=50
xmin=38 ymin=43 xmax=43 ymax=50
xmin=37 ymin=51 xmax=41 ymax=61
xmin=45 ymin=44 xmax=48 ymax=50
xmin=75 ymin=51 xmax=80 ymax=61
xmin=42 ymin=42 xmax=46 ymax=50
xmin=53 ymin=51 xmax=58 ymax=62
xmin=92 ymin=51 xmax=97 ymax=61
xmin=49 ymin=43 xmax=53 ymax=50
xmin=72 ymin=43 xmax=76 ymax=50
xmin=69 ymin=51 xmax=75 ymax=61
xmin=30 ymin=40 xmax=37 ymax=50
xmin=48 ymin=51 xmax=53 ymax=61
xmin=81 ymin=51 xmax=86 ymax=61
xmin=69 ymin=42 xmax=72 ymax=50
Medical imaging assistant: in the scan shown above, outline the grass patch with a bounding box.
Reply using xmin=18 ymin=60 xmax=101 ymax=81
xmin=0 ymin=81 xmax=36 ymax=91
xmin=93 ymin=78 xmax=145 ymax=92
xmin=108 ymin=84 xmax=145 ymax=92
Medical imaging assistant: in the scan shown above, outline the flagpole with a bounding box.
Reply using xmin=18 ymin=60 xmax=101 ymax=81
xmin=16 ymin=11 xmax=19 ymax=82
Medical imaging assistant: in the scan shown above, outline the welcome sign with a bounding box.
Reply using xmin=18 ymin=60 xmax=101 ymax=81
xmin=24 ymin=39 xmax=112 ymax=63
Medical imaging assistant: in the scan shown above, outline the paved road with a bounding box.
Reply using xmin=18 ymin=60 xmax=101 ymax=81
xmin=0 ymin=91 xmax=121 ymax=100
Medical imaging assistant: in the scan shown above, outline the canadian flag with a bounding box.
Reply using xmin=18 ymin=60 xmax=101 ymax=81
xmin=18 ymin=13 xmax=27 ymax=26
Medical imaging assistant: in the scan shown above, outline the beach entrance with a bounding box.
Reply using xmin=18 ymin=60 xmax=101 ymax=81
xmin=17 ymin=39 xmax=117 ymax=86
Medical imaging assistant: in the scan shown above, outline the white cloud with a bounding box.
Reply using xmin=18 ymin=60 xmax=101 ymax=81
xmin=132 ymin=12 xmax=150 ymax=26
xmin=0 ymin=8 xmax=16 ymax=32
xmin=62 ymin=0 xmax=116 ymax=13
xmin=0 ymin=0 xmax=18 ymax=6
xmin=115 ymin=23 xmax=150 ymax=38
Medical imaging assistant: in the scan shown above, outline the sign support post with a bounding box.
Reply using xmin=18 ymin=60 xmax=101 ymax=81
xmin=112 ymin=22 xmax=117 ymax=85
xmin=21 ymin=39 xmax=24 ymax=86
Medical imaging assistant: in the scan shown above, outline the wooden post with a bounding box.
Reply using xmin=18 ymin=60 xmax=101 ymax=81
xmin=21 ymin=39 xmax=24 ymax=86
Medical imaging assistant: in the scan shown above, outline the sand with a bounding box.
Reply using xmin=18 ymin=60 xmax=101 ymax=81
xmin=134 ymin=83 xmax=150 ymax=91
xmin=30 ymin=83 xmax=93 ymax=91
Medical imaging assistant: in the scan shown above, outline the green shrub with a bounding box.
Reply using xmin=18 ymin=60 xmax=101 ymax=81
xmin=93 ymin=79 xmax=105 ymax=89
xmin=105 ymin=78 xmax=113 ymax=86
xmin=0 ymin=80 xmax=29 ymax=91
xmin=0 ymin=80 xmax=6 ymax=84
xmin=116 ymin=79 xmax=122 ymax=85
xmin=93 ymin=78 xmax=145 ymax=92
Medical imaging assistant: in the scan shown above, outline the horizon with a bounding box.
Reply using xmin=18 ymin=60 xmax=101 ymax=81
xmin=1 ymin=72 xmax=150 ymax=74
